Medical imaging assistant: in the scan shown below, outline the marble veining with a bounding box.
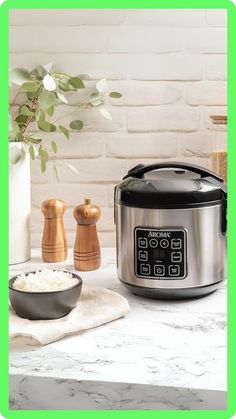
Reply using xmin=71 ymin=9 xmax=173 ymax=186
xmin=9 ymin=248 xmax=227 ymax=410
xmin=10 ymin=375 xmax=226 ymax=410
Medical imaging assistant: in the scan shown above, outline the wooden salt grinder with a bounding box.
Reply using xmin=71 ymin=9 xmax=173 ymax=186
xmin=41 ymin=199 xmax=67 ymax=262
xmin=73 ymin=198 xmax=101 ymax=271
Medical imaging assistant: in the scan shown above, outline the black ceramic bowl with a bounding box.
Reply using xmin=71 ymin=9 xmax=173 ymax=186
xmin=9 ymin=271 xmax=82 ymax=320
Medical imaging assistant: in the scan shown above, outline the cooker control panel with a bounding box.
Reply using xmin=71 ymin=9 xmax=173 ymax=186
xmin=134 ymin=227 xmax=187 ymax=280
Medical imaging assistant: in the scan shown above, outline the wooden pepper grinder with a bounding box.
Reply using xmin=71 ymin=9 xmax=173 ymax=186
xmin=73 ymin=198 xmax=101 ymax=271
xmin=41 ymin=199 xmax=67 ymax=263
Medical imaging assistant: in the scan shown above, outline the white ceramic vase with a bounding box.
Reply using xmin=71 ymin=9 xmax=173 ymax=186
xmin=9 ymin=143 xmax=31 ymax=264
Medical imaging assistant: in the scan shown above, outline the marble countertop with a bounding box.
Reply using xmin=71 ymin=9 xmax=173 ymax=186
xmin=9 ymin=248 xmax=227 ymax=410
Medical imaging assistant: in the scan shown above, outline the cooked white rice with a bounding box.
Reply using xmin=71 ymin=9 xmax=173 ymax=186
xmin=12 ymin=270 xmax=78 ymax=292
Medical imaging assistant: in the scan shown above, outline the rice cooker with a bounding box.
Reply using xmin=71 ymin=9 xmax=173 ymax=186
xmin=114 ymin=162 xmax=227 ymax=299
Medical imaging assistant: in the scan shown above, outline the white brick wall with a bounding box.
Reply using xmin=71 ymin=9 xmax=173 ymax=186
xmin=186 ymin=82 xmax=227 ymax=105
xmin=185 ymin=29 xmax=227 ymax=53
xmin=9 ymin=8 xmax=227 ymax=248
xmin=205 ymin=55 xmax=227 ymax=80
xmin=127 ymin=107 xmax=201 ymax=132
xmin=107 ymin=27 xmax=184 ymax=53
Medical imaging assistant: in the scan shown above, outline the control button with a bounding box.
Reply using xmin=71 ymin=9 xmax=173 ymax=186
xmin=160 ymin=239 xmax=169 ymax=248
xmin=171 ymin=238 xmax=182 ymax=249
xmin=138 ymin=237 xmax=148 ymax=248
xmin=171 ymin=251 xmax=182 ymax=263
xmin=154 ymin=265 xmax=165 ymax=276
xmin=138 ymin=250 xmax=148 ymax=262
xmin=169 ymin=265 xmax=180 ymax=276
xmin=140 ymin=264 xmax=151 ymax=276
xmin=149 ymin=238 xmax=158 ymax=248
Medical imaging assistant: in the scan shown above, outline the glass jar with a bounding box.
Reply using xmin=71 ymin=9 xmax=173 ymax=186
xmin=210 ymin=115 xmax=227 ymax=183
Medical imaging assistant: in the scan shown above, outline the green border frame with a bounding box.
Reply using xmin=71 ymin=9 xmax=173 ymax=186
xmin=0 ymin=1 xmax=235 ymax=417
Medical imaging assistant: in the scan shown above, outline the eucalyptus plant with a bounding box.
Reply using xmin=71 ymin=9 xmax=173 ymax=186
xmin=9 ymin=63 xmax=121 ymax=172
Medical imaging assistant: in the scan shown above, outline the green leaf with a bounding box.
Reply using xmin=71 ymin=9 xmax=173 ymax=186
xmin=29 ymin=145 xmax=35 ymax=160
xmin=58 ymin=81 xmax=70 ymax=92
xmin=69 ymin=120 xmax=83 ymax=130
xmin=26 ymin=91 xmax=38 ymax=100
xmin=39 ymin=148 xmax=49 ymax=163
xmin=44 ymin=151 xmax=49 ymax=163
xmin=90 ymin=93 xmax=103 ymax=107
xmin=18 ymin=124 xmax=27 ymax=130
xmin=51 ymin=140 xmax=57 ymax=153
xmin=38 ymin=90 xmax=56 ymax=111
xmin=49 ymin=123 xmax=56 ymax=132
xmin=35 ymin=65 xmax=48 ymax=79
xmin=38 ymin=120 xmax=50 ymax=132
xmin=40 ymin=155 xmax=46 ymax=173
xmin=22 ymin=81 xmax=39 ymax=93
xmin=38 ymin=120 xmax=56 ymax=132
xmin=10 ymin=68 xmax=31 ymax=85
xmin=19 ymin=105 xmax=34 ymax=116
xmin=69 ymin=77 xmax=85 ymax=89
xmin=59 ymin=125 xmax=70 ymax=140
xmin=30 ymin=68 xmax=42 ymax=80
xmin=109 ymin=91 xmax=122 ymax=98
xmin=35 ymin=108 xmax=45 ymax=122
xmin=47 ymin=106 xmax=54 ymax=117
xmin=15 ymin=114 xmax=28 ymax=125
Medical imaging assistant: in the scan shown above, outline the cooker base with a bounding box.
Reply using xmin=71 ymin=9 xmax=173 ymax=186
xmin=120 ymin=280 xmax=224 ymax=300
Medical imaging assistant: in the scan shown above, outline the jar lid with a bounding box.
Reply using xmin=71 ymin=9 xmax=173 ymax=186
xmin=115 ymin=162 xmax=227 ymax=209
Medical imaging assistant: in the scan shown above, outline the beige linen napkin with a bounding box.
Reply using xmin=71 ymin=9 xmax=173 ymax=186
xmin=9 ymin=285 xmax=131 ymax=345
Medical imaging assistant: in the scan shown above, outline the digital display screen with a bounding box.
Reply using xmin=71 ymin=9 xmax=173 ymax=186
xmin=154 ymin=249 xmax=165 ymax=260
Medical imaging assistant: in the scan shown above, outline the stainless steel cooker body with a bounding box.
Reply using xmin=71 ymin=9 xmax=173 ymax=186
xmin=115 ymin=203 xmax=226 ymax=298
xmin=115 ymin=162 xmax=227 ymax=299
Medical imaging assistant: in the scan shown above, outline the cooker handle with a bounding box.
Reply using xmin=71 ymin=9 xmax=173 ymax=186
xmin=123 ymin=161 xmax=224 ymax=182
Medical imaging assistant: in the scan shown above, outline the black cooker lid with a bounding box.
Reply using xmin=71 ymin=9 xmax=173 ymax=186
xmin=115 ymin=162 xmax=227 ymax=209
